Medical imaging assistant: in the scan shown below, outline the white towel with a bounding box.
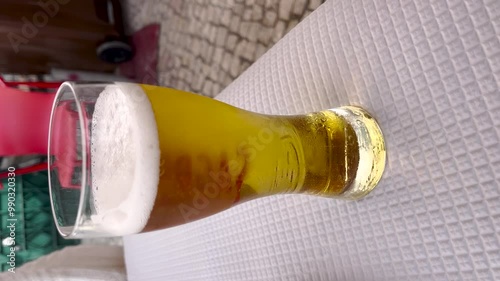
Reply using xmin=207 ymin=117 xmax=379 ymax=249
xmin=124 ymin=0 xmax=500 ymax=280
xmin=1 ymin=245 xmax=126 ymax=281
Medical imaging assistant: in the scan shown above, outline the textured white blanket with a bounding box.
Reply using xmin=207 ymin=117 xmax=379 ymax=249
xmin=124 ymin=0 xmax=500 ymax=280
xmin=2 ymin=245 xmax=125 ymax=281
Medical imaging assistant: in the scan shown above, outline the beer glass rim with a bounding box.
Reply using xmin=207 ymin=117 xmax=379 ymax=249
xmin=48 ymin=81 xmax=87 ymax=238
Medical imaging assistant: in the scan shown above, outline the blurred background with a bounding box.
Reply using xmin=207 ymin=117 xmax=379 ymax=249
xmin=0 ymin=0 xmax=325 ymax=271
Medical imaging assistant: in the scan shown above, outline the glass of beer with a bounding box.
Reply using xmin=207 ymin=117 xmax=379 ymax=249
xmin=48 ymin=82 xmax=386 ymax=238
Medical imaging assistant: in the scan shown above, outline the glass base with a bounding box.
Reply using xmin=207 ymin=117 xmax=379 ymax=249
xmin=330 ymin=106 xmax=386 ymax=200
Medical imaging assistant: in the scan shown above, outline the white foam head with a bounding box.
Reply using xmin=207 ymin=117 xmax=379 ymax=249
xmin=90 ymin=83 xmax=159 ymax=235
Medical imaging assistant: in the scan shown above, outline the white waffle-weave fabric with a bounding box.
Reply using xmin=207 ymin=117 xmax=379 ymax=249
xmin=124 ymin=0 xmax=500 ymax=280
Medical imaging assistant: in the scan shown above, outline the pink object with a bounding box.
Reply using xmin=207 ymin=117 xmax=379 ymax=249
xmin=0 ymin=78 xmax=76 ymax=186
xmin=0 ymin=78 xmax=89 ymax=188
xmin=0 ymin=78 xmax=58 ymax=156
xmin=0 ymin=78 xmax=91 ymax=188
xmin=49 ymin=100 xmax=88 ymax=189
xmin=0 ymin=80 xmax=62 ymax=90
xmin=118 ymin=24 xmax=160 ymax=85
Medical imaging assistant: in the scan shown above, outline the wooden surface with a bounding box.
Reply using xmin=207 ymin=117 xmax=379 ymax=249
xmin=0 ymin=0 xmax=123 ymax=74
